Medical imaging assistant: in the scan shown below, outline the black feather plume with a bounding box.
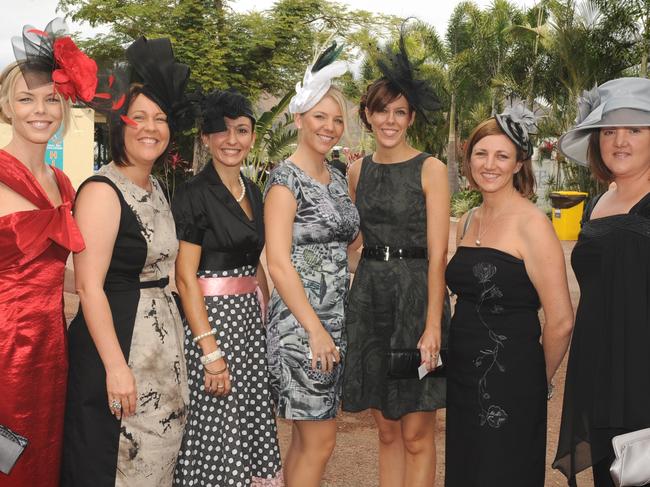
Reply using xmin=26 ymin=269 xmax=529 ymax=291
xmin=375 ymin=21 xmax=442 ymax=122
xmin=311 ymin=42 xmax=344 ymax=73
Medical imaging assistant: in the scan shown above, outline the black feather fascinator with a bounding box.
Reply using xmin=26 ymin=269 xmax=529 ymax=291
xmin=375 ymin=21 xmax=442 ymax=122
xmin=200 ymin=88 xmax=256 ymax=134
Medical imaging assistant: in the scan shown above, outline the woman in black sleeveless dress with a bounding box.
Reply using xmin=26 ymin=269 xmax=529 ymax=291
xmin=341 ymin=35 xmax=451 ymax=485
xmin=444 ymin=107 xmax=574 ymax=487
xmin=553 ymin=78 xmax=650 ymax=487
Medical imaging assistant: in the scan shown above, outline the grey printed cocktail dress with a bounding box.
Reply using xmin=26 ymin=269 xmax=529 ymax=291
xmin=62 ymin=163 xmax=189 ymax=487
xmin=264 ymin=160 xmax=359 ymax=420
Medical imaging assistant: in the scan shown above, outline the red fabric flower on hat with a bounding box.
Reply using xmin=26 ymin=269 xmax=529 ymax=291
xmin=52 ymin=36 xmax=98 ymax=102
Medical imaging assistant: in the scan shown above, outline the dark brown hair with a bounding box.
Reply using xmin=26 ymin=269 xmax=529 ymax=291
xmin=359 ymin=78 xmax=414 ymax=131
xmin=110 ymin=84 xmax=171 ymax=167
xmin=463 ymin=118 xmax=536 ymax=198
xmin=587 ymin=130 xmax=614 ymax=182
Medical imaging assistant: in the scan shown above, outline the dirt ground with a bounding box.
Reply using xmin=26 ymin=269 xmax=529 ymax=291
xmin=63 ymin=220 xmax=592 ymax=486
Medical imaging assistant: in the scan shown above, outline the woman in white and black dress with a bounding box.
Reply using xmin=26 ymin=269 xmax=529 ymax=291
xmin=172 ymin=89 xmax=282 ymax=487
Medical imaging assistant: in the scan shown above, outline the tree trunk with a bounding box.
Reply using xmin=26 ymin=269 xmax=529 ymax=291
xmin=192 ymin=136 xmax=210 ymax=174
xmin=447 ymin=92 xmax=460 ymax=194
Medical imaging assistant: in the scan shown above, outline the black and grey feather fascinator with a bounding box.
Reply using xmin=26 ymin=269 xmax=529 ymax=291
xmin=495 ymin=104 xmax=539 ymax=159
xmin=375 ymin=21 xmax=442 ymax=122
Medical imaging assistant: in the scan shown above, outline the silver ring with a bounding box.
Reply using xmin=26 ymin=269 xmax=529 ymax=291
xmin=110 ymin=399 xmax=122 ymax=410
xmin=216 ymin=384 xmax=225 ymax=390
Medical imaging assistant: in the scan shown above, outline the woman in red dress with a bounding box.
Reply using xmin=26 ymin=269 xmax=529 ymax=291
xmin=0 ymin=19 xmax=95 ymax=486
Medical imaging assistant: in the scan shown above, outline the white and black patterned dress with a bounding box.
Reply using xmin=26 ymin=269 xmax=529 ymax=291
xmin=63 ymin=163 xmax=189 ymax=487
xmin=172 ymin=163 xmax=282 ymax=486
xmin=264 ymin=160 xmax=360 ymax=420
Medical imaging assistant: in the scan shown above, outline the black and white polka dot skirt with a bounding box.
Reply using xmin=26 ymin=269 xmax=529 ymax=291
xmin=174 ymin=265 xmax=283 ymax=487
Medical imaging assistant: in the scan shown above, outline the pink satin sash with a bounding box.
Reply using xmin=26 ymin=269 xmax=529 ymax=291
xmin=198 ymin=276 xmax=267 ymax=325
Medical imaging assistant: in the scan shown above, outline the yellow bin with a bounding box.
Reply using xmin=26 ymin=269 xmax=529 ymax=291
xmin=549 ymin=191 xmax=588 ymax=240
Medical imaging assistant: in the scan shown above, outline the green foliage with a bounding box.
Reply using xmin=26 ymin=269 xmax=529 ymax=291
xmin=451 ymin=189 xmax=483 ymax=217
xmin=248 ymin=91 xmax=298 ymax=190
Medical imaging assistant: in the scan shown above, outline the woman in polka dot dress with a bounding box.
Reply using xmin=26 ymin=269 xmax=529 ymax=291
xmin=172 ymin=89 xmax=283 ymax=486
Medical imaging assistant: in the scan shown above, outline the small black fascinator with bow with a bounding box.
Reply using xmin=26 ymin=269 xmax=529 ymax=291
xmin=200 ymin=88 xmax=256 ymax=134
xmin=375 ymin=20 xmax=442 ymax=122
xmin=495 ymin=104 xmax=539 ymax=159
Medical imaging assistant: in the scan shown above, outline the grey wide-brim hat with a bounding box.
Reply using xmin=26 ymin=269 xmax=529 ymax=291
xmin=558 ymin=77 xmax=650 ymax=166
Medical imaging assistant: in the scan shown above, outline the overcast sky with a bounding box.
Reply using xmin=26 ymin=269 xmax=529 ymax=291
xmin=1 ymin=0 xmax=538 ymax=68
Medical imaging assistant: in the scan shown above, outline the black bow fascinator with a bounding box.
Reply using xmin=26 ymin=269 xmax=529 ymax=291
xmin=375 ymin=21 xmax=442 ymax=122
xmin=11 ymin=17 xmax=98 ymax=102
xmin=495 ymin=104 xmax=539 ymax=159
xmin=124 ymin=37 xmax=193 ymax=132
xmin=200 ymin=88 xmax=256 ymax=134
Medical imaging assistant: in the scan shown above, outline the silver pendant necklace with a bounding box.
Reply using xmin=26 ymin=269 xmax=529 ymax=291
xmin=475 ymin=205 xmax=504 ymax=247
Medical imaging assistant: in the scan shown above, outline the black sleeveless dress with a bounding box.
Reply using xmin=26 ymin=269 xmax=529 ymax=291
xmin=553 ymin=193 xmax=650 ymax=487
xmin=445 ymin=246 xmax=547 ymax=487
xmin=62 ymin=164 xmax=188 ymax=486
xmin=342 ymin=153 xmax=449 ymax=420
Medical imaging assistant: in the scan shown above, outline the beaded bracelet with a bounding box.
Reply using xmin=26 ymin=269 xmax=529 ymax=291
xmin=192 ymin=328 xmax=217 ymax=345
xmin=200 ymin=349 xmax=225 ymax=365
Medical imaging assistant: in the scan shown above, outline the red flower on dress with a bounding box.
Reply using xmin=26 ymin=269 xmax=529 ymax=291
xmin=52 ymin=36 xmax=98 ymax=102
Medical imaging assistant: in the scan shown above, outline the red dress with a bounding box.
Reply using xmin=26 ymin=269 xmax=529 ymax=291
xmin=0 ymin=150 xmax=84 ymax=486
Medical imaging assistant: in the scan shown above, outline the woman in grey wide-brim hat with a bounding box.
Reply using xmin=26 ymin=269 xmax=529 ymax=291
xmin=553 ymin=77 xmax=650 ymax=487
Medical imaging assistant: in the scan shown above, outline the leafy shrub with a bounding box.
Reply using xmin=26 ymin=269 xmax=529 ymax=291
xmin=450 ymin=189 xmax=482 ymax=217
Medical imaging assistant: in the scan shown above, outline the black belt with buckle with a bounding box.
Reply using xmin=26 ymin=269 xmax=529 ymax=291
xmin=361 ymin=246 xmax=428 ymax=261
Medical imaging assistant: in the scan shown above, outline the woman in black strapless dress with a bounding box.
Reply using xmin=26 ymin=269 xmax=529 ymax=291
xmin=445 ymin=107 xmax=574 ymax=487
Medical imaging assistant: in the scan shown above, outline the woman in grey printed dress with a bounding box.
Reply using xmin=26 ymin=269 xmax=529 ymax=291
xmin=172 ymin=89 xmax=282 ymax=486
xmin=62 ymin=38 xmax=190 ymax=486
xmin=265 ymin=45 xmax=360 ymax=487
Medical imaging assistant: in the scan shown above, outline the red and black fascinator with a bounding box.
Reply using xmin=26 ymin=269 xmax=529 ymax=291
xmin=93 ymin=37 xmax=194 ymax=133
xmin=11 ymin=17 xmax=98 ymax=103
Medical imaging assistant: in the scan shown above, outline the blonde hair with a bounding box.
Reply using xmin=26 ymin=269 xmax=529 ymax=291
xmin=0 ymin=61 xmax=71 ymax=135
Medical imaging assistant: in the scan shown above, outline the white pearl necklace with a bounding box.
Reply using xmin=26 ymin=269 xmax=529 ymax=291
xmin=235 ymin=175 xmax=246 ymax=203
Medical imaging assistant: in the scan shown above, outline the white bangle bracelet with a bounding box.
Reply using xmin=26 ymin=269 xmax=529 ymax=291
xmin=192 ymin=328 xmax=217 ymax=345
xmin=200 ymin=349 xmax=225 ymax=365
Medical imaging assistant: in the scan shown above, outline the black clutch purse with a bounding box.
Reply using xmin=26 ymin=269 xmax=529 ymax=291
xmin=387 ymin=349 xmax=447 ymax=379
xmin=0 ymin=424 xmax=28 ymax=475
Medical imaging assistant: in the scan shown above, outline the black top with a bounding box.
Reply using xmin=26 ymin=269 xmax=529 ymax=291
xmin=355 ymin=153 xmax=429 ymax=248
xmin=329 ymin=158 xmax=347 ymax=177
xmin=172 ymin=162 xmax=264 ymax=271
xmin=554 ymin=192 xmax=650 ymax=481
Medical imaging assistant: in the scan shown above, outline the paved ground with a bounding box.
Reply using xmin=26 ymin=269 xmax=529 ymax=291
xmin=63 ymin=220 xmax=591 ymax=486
